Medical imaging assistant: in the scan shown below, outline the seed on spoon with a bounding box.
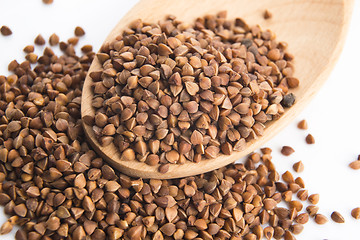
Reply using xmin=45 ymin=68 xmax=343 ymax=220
xmin=264 ymin=9 xmax=272 ymax=19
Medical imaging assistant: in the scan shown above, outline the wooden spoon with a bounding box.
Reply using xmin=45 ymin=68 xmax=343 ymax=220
xmin=81 ymin=0 xmax=353 ymax=179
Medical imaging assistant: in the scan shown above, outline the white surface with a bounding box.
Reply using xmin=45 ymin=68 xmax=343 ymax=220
xmin=0 ymin=0 xmax=359 ymax=239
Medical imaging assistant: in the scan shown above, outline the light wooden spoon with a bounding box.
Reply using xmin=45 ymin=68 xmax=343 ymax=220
xmin=82 ymin=0 xmax=353 ymax=179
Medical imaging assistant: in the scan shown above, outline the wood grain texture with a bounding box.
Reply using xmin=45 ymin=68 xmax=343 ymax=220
xmin=81 ymin=0 xmax=354 ymax=179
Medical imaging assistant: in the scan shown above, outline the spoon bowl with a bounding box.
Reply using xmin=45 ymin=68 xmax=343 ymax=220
xmin=82 ymin=0 xmax=353 ymax=179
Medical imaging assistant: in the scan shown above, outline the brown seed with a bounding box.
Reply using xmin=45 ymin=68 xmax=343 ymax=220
xmin=73 ymin=226 xmax=86 ymax=240
xmin=297 ymin=120 xmax=308 ymax=130
xmin=82 ymin=196 xmax=95 ymax=212
xmin=205 ymin=146 xmax=220 ymax=159
xmin=314 ymin=214 xmax=328 ymax=224
xmin=43 ymin=0 xmax=54 ymax=4
xmin=297 ymin=189 xmax=308 ymax=201
xmin=56 ymin=206 xmax=71 ymax=219
xmin=308 ymin=194 xmax=319 ymax=204
xmin=74 ymin=26 xmax=85 ymax=36
xmin=46 ymin=217 xmax=60 ymax=231
xmin=7 ymin=121 xmax=22 ymax=132
xmin=49 ymin=33 xmax=60 ymax=45
xmin=281 ymin=146 xmax=295 ymax=156
xmin=194 ymin=219 xmax=207 ymax=230
xmin=0 ymin=221 xmax=12 ymax=235
xmin=158 ymin=43 xmax=173 ymax=56
xmin=264 ymin=9 xmax=272 ymax=19
xmin=295 ymin=177 xmax=305 ymax=188
xmin=160 ymin=223 xmax=176 ymax=236
xmin=14 ymin=204 xmax=27 ymax=217
xmin=121 ymin=149 xmax=135 ymax=161
xmin=287 ymin=77 xmax=300 ymax=88
xmin=25 ymin=53 xmax=38 ymax=63
xmin=34 ymin=34 xmax=46 ymax=45
xmin=23 ymin=45 xmax=35 ymax=53
xmin=183 ymin=101 xmax=198 ymax=113
xmin=290 ymin=224 xmax=304 ymax=235
xmin=68 ymin=37 xmax=79 ymax=45
xmin=267 ymin=49 xmax=281 ymax=61
xmin=56 ymin=118 xmax=68 ymax=131
xmin=295 ymin=213 xmax=309 ymax=224
xmin=274 ymin=207 xmax=289 ymax=219
xmin=26 ymin=186 xmax=40 ymax=197
xmin=220 ymin=142 xmax=232 ymax=155
xmin=293 ymin=161 xmax=304 ymax=172
xmin=306 ymin=205 xmax=319 ymax=217
xmin=185 ymin=81 xmax=199 ymax=96
xmin=165 ymin=150 xmax=179 ymax=163
xmin=263 ymin=198 xmax=277 ymax=210
xmin=102 ymin=124 xmax=116 ymax=136
xmin=263 ymin=226 xmax=274 ymax=240
xmin=305 ymin=134 xmax=315 ymax=144
xmin=331 ymin=211 xmax=345 ymax=223
xmin=0 ymin=148 xmax=8 ymax=163
xmin=146 ymin=154 xmax=160 ymax=166
xmin=273 ymin=226 xmax=285 ymax=239
xmin=0 ymin=25 xmax=12 ymax=36
xmin=351 ymin=207 xmax=360 ymax=219
xmin=349 ymin=159 xmax=360 ymax=170
xmin=184 ymin=185 xmax=196 ymax=197
xmin=282 ymin=171 xmax=294 ymax=183
xmin=158 ymin=164 xmax=170 ymax=173
xmin=289 ymin=200 xmax=303 ymax=212
xmin=191 ymin=130 xmax=203 ymax=145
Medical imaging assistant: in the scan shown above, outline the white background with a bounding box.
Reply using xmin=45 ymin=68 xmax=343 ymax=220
xmin=0 ymin=0 xmax=359 ymax=239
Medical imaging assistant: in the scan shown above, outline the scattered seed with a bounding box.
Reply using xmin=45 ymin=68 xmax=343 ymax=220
xmin=23 ymin=45 xmax=34 ymax=53
xmin=1 ymin=26 xmax=12 ymax=36
xmin=284 ymin=230 xmax=296 ymax=240
xmin=297 ymin=189 xmax=308 ymax=201
xmin=49 ymin=33 xmax=60 ymax=45
xmin=290 ymin=224 xmax=304 ymax=235
xmin=34 ymin=34 xmax=45 ymax=45
xmin=305 ymin=134 xmax=315 ymax=144
xmin=74 ymin=26 xmax=85 ymax=36
xmin=0 ymin=221 xmax=13 ymax=235
xmin=293 ymin=161 xmax=304 ymax=172
xmin=306 ymin=205 xmax=319 ymax=217
xmin=295 ymin=213 xmax=309 ymax=224
xmin=331 ymin=211 xmax=345 ymax=223
xmin=351 ymin=208 xmax=360 ymax=219
xmin=308 ymin=194 xmax=319 ymax=205
xmin=297 ymin=120 xmax=308 ymax=130
xmin=281 ymin=146 xmax=295 ymax=156
xmin=314 ymin=214 xmax=328 ymax=224
xmin=349 ymin=160 xmax=360 ymax=170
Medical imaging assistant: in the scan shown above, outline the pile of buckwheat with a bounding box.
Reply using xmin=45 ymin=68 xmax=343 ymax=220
xmin=3 ymin=10 xmax=351 ymax=240
xmin=85 ymin=12 xmax=299 ymax=172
